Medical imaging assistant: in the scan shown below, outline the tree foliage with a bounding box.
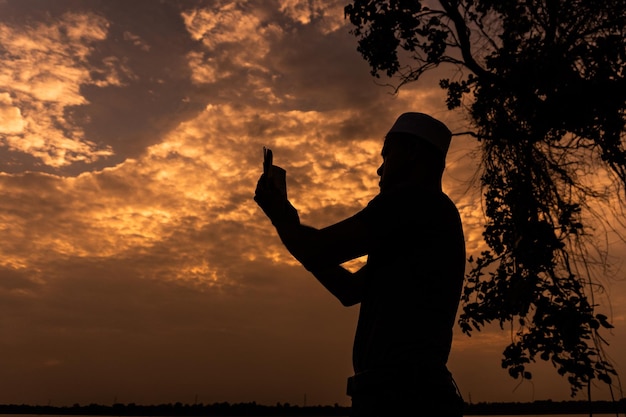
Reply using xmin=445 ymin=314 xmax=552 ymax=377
xmin=345 ymin=0 xmax=626 ymax=396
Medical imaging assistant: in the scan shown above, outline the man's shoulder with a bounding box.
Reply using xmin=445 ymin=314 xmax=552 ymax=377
xmin=360 ymin=188 xmax=459 ymax=226
xmin=369 ymin=187 xmax=456 ymax=209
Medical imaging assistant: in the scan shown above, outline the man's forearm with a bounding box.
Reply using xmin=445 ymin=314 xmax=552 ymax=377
xmin=274 ymin=222 xmax=321 ymax=270
xmin=274 ymin=222 xmax=364 ymax=306
xmin=309 ymin=264 xmax=363 ymax=306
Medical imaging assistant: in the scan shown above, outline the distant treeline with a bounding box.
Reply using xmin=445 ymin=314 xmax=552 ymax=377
xmin=0 ymin=398 xmax=625 ymax=416
xmin=0 ymin=402 xmax=347 ymax=416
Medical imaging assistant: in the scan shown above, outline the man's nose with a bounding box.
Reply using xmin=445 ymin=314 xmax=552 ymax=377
xmin=377 ymin=163 xmax=384 ymax=177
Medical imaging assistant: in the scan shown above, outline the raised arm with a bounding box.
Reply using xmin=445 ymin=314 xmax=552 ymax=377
xmin=254 ymin=173 xmax=369 ymax=305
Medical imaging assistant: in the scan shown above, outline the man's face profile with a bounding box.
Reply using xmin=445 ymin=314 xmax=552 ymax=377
xmin=377 ymin=135 xmax=418 ymax=191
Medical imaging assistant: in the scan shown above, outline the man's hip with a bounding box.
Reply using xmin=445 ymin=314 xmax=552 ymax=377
xmin=346 ymin=367 xmax=464 ymax=416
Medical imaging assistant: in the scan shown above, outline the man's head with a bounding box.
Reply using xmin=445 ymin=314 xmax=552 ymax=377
xmin=377 ymin=113 xmax=451 ymax=191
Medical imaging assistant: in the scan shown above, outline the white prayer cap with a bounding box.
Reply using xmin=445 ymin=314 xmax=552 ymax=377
xmin=387 ymin=112 xmax=452 ymax=156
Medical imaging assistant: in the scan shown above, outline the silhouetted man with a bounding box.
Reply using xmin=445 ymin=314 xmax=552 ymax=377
xmin=254 ymin=112 xmax=466 ymax=416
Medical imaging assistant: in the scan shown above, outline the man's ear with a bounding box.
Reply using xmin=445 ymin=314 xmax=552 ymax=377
xmin=410 ymin=144 xmax=422 ymax=160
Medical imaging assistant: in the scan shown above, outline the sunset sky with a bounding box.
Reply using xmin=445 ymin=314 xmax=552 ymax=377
xmin=1 ymin=0 xmax=625 ymax=408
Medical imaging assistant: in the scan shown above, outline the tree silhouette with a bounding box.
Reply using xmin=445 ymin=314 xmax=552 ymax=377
xmin=345 ymin=0 xmax=626 ymax=397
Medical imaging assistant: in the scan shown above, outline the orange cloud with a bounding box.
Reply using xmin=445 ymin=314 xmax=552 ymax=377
xmin=0 ymin=11 xmax=115 ymax=167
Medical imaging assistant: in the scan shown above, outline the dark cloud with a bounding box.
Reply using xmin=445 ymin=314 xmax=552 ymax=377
xmin=264 ymin=23 xmax=381 ymax=112
xmin=66 ymin=0 xmax=208 ymax=175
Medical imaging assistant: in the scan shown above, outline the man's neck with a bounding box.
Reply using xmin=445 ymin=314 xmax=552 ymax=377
xmin=382 ymin=179 xmax=442 ymax=193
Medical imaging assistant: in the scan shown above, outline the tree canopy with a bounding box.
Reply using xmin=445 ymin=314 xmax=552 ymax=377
xmin=344 ymin=0 xmax=626 ymax=397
